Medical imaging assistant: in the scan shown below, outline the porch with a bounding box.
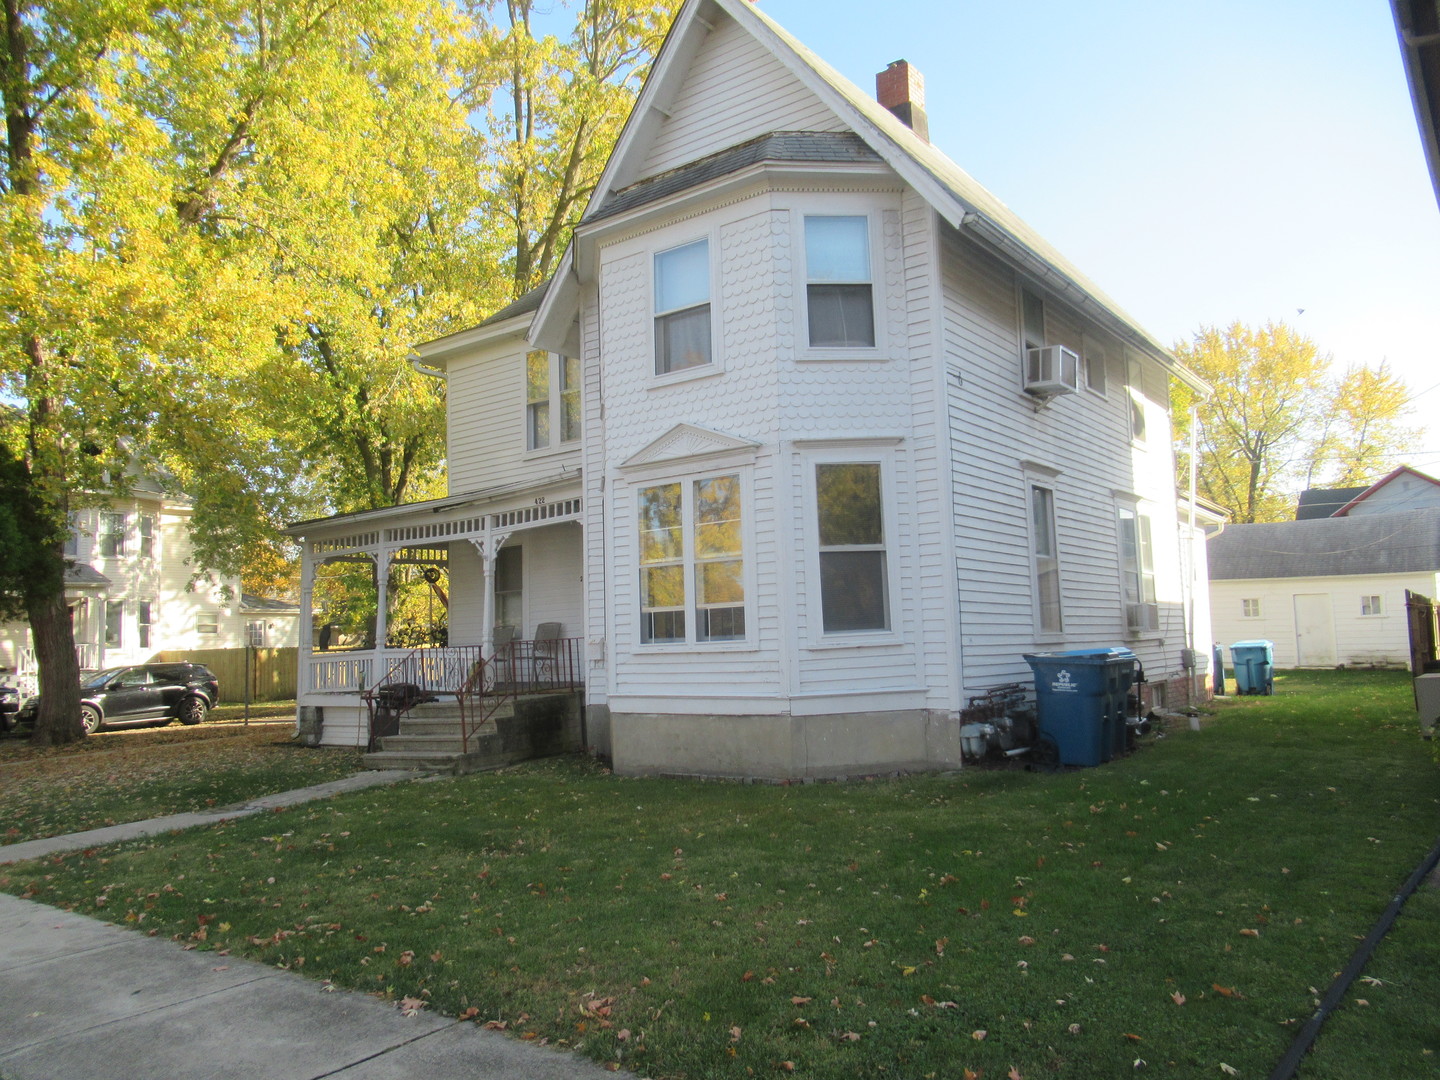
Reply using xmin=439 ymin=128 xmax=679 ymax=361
xmin=288 ymin=484 xmax=587 ymax=749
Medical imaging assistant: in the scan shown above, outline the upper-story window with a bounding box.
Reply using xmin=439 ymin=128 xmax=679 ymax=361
xmin=138 ymin=514 xmax=155 ymax=559
xmin=64 ymin=511 xmax=80 ymax=557
xmin=1021 ymin=287 xmax=1046 ymax=351
xmin=1127 ymin=357 xmax=1148 ymax=444
xmin=654 ymin=239 xmax=711 ymax=375
xmin=1118 ymin=507 xmax=1156 ymax=620
xmin=99 ymin=511 xmax=126 ymax=558
xmin=526 ymin=350 xmax=581 ymax=451
xmin=1084 ymin=341 xmax=1107 ymax=395
xmin=805 ymin=216 xmax=875 ymax=348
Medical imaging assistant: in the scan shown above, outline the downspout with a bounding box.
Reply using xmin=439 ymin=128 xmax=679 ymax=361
xmin=1186 ymin=405 xmax=1200 ymax=700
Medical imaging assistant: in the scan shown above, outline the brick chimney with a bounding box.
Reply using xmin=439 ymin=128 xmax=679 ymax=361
xmin=876 ymin=59 xmax=928 ymax=142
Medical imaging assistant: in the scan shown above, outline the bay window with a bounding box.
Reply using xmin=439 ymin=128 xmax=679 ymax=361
xmin=805 ymin=215 xmax=875 ymax=348
xmin=638 ymin=474 xmax=744 ymax=644
xmin=816 ymin=462 xmax=889 ymax=632
xmin=654 ymin=239 xmax=711 ymax=374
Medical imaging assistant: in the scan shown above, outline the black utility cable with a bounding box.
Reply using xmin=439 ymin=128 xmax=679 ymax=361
xmin=1268 ymin=833 xmax=1440 ymax=1080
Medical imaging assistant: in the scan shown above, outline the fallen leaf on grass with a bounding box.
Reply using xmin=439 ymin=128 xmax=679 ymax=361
xmin=1212 ymin=983 xmax=1243 ymax=999
xmin=1220 ymin=1066 xmax=1239 ymax=1077
xmin=1239 ymin=929 xmax=1259 ymax=938
xmin=791 ymin=996 xmax=812 ymax=1005
xmin=399 ymin=996 xmax=426 ymax=1016
xmin=972 ymin=1029 xmax=987 ymax=1041
xmin=1008 ymin=1067 xmax=1023 ymax=1080
xmin=482 ymin=1020 xmax=508 ymax=1030
xmin=837 ymin=1031 xmax=861 ymax=1042
xmin=1171 ymin=992 xmax=1186 ymax=1006
xmin=1124 ymin=1033 xmax=1143 ymax=1042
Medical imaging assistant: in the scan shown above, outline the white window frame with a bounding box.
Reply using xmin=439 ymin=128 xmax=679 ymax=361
xmin=802 ymin=214 xmax=877 ymax=353
xmin=1242 ymin=598 xmax=1262 ymax=619
xmin=138 ymin=514 xmax=155 ymax=560
xmin=138 ymin=599 xmax=153 ymax=649
xmin=196 ymin=612 xmax=220 ymax=636
xmin=1127 ymin=356 xmax=1148 ymax=445
xmin=104 ymin=600 xmax=124 ymax=647
xmin=802 ymin=447 xmax=899 ymax=645
xmin=653 ymin=237 xmax=714 ymax=379
xmin=525 ymin=351 xmax=581 ymax=453
xmin=99 ymin=511 xmax=126 ymax=558
xmin=635 ymin=470 xmax=750 ymax=649
xmin=1030 ymin=484 xmax=1063 ymax=636
xmin=1360 ymin=594 xmax=1384 ymax=617
xmin=494 ymin=544 xmax=523 ymax=633
xmin=1019 ymin=285 xmax=1047 ymax=353
xmin=1083 ymin=337 xmax=1108 ymax=396
xmin=1118 ymin=506 xmax=1157 ymax=631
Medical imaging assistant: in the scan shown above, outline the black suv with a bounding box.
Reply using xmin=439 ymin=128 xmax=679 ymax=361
xmin=17 ymin=663 xmax=219 ymax=734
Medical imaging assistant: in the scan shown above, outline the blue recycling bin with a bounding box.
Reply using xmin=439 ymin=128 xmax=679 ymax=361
xmin=1024 ymin=648 xmax=1141 ymax=766
xmin=1229 ymin=640 xmax=1274 ymax=695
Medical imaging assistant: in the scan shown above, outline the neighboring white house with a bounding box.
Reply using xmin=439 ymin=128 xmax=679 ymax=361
xmin=286 ymin=0 xmax=1213 ymax=777
xmin=0 ymin=475 xmax=264 ymax=695
xmin=1210 ymin=468 xmax=1440 ymax=669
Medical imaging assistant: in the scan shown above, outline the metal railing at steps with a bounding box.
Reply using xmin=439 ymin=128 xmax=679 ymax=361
xmin=360 ymin=638 xmax=583 ymax=754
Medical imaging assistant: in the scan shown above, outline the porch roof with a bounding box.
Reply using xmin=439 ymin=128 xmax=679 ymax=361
xmin=283 ymin=470 xmax=580 ymax=538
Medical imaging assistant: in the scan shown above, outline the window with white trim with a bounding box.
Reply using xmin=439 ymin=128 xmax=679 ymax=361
xmin=64 ymin=511 xmax=80 ymax=557
xmin=816 ymin=462 xmax=889 ymax=633
xmin=1127 ymin=358 xmax=1148 ymax=443
xmin=638 ymin=474 xmax=745 ymax=644
xmin=196 ymin=612 xmax=219 ymax=635
xmin=495 ymin=545 xmax=522 ymax=631
xmin=104 ymin=600 xmax=124 ymax=647
xmin=805 ymin=215 xmax=875 ymax=348
xmin=1020 ymin=287 xmax=1046 ymax=351
xmin=1242 ymin=598 xmax=1261 ymax=618
xmin=138 ymin=514 xmax=155 ymax=559
xmin=526 ymin=351 xmax=581 ymax=451
xmin=1118 ymin=507 xmax=1156 ymax=615
xmin=1361 ymin=595 xmax=1384 ymax=616
xmin=654 ymin=239 xmax=711 ymax=374
xmin=99 ymin=511 xmax=126 ymax=558
xmin=1084 ymin=342 xmax=1107 ymax=394
xmin=138 ymin=600 xmax=153 ymax=648
xmin=1031 ymin=485 xmax=1062 ymax=633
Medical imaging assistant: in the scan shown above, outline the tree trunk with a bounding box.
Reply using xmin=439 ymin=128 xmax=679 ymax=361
xmin=25 ymin=557 xmax=84 ymax=746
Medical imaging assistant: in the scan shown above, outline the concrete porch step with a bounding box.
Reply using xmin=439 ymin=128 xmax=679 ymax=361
xmin=378 ymin=733 xmax=473 ymax=754
xmin=362 ymin=749 xmax=468 ymax=772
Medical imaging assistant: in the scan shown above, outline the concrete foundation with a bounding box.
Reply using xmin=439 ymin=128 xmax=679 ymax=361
xmin=608 ymin=707 xmax=964 ymax=779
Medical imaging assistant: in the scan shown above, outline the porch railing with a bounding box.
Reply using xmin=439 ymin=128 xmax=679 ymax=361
xmin=360 ymin=639 xmax=582 ymax=753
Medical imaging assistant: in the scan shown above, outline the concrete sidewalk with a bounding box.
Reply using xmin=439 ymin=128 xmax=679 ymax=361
xmin=0 ymin=773 xmax=620 ymax=1079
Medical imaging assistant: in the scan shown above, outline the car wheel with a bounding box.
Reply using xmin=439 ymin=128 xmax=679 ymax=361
xmin=178 ymin=696 xmax=209 ymax=725
xmin=80 ymin=704 xmax=102 ymax=735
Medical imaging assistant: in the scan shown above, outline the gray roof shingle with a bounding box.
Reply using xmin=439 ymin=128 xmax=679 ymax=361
xmin=1208 ymin=507 xmax=1440 ymax=579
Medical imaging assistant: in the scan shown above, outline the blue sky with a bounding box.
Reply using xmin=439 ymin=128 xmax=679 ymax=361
xmin=755 ymin=0 xmax=1440 ymax=472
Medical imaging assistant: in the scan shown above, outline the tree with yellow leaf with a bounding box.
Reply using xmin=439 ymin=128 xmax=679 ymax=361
xmin=1173 ymin=322 xmax=1421 ymax=524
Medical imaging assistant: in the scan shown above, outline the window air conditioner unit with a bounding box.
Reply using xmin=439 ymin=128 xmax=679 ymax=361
xmin=1126 ymin=602 xmax=1159 ymax=633
xmin=1025 ymin=345 xmax=1080 ymax=397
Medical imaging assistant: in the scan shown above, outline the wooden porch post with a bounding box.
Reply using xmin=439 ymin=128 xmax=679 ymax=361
xmin=470 ymin=531 xmax=511 ymax=659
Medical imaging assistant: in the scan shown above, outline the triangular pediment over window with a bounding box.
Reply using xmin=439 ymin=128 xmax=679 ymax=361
xmin=621 ymin=424 xmax=760 ymax=469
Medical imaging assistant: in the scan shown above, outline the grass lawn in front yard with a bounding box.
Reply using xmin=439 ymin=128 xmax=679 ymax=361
xmin=1 ymin=670 xmax=1436 ymax=1078
xmin=1 ymin=723 xmax=364 ymax=845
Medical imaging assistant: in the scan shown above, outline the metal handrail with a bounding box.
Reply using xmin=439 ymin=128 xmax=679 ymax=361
xmin=361 ymin=639 xmax=583 ymax=753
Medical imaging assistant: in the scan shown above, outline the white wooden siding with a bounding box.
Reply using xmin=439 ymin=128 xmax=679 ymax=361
xmin=446 ymin=343 xmax=582 ymax=496
xmin=1345 ymin=473 xmax=1440 ymax=515
xmin=1210 ymin=572 xmax=1438 ymax=668
xmin=940 ymin=225 xmax=1188 ymax=694
xmin=641 ymin=13 xmax=845 ymax=178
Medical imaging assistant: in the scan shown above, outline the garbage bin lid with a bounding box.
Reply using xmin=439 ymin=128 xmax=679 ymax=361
xmin=1229 ymin=640 xmax=1274 ymax=649
xmin=1027 ymin=647 xmax=1138 ymax=664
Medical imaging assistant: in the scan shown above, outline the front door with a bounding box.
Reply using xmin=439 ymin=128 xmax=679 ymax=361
xmin=1293 ymin=593 xmax=1337 ymax=667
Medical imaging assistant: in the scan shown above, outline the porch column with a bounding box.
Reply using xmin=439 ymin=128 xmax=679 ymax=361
xmin=375 ymin=547 xmax=395 ymax=650
xmin=298 ymin=550 xmax=316 ymax=694
xmin=469 ymin=532 xmax=511 ymax=658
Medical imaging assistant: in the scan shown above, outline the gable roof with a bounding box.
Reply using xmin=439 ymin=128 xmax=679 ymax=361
xmin=1208 ymin=507 xmax=1440 ymax=580
xmin=530 ymin=0 xmax=1207 ymax=393
xmin=1331 ymin=465 xmax=1440 ymax=516
xmin=1294 ymin=485 xmax=1369 ymax=520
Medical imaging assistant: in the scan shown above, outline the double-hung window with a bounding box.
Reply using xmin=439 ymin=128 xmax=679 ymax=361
xmin=638 ymin=474 xmax=745 ymax=644
xmin=138 ymin=514 xmax=155 ymax=559
xmin=805 ymin=216 xmax=875 ymax=348
xmin=1127 ymin=358 xmax=1148 ymax=443
xmin=99 ymin=511 xmax=126 ymax=558
xmin=1361 ymin=595 xmax=1384 ymax=616
xmin=1118 ymin=507 xmax=1156 ymax=620
xmin=816 ymin=463 xmax=889 ymax=633
xmin=138 ymin=600 xmax=153 ymax=648
xmin=1031 ymin=485 xmax=1062 ymax=633
xmin=104 ymin=600 xmax=124 ymax=647
xmin=1021 ymin=287 xmax=1046 ymax=352
xmin=527 ymin=351 xmax=581 ymax=450
xmin=654 ymin=240 xmax=711 ymax=374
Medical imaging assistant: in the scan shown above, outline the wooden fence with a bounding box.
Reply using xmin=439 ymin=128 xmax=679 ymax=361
xmin=152 ymin=648 xmax=298 ymax=703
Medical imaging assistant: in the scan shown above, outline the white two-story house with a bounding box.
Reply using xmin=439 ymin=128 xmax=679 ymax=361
xmin=287 ymin=0 xmax=1212 ymax=777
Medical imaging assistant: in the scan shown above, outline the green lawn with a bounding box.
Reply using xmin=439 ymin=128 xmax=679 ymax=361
xmin=2 ymin=670 xmax=1436 ymax=1078
xmin=1 ymin=724 xmax=364 ymax=844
